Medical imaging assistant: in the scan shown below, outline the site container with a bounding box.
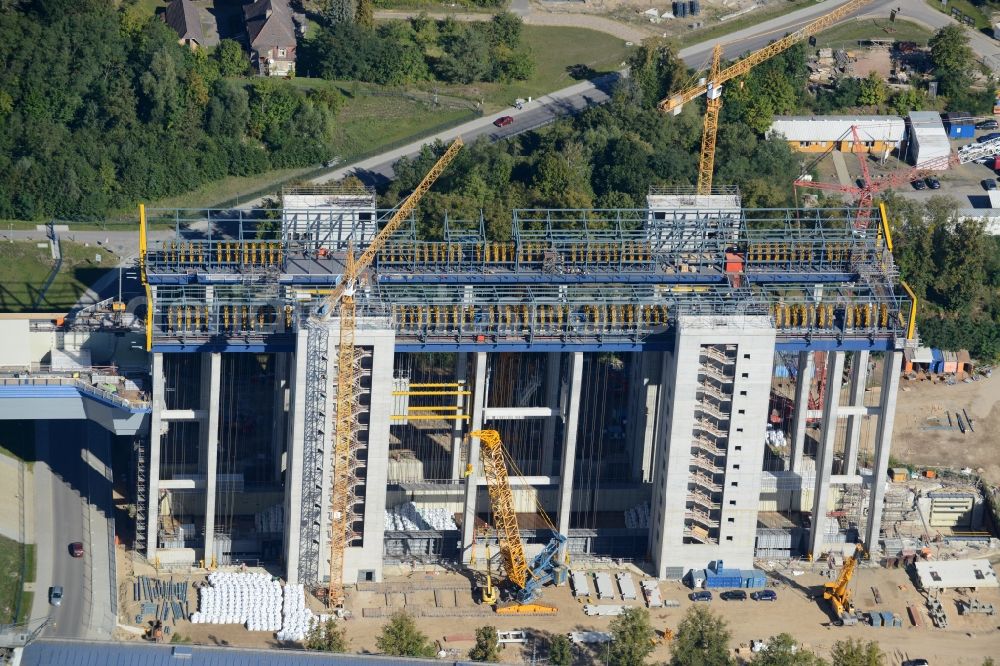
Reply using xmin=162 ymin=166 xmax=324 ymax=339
xmin=881 ymin=611 xmax=895 ymax=627
xmin=870 ymin=611 xmax=883 ymax=627
xmin=689 ymin=0 xmax=701 ymax=16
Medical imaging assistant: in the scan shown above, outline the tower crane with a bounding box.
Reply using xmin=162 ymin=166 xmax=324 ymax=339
xmin=822 ymin=543 xmax=865 ymax=625
xmin=468 ymin=429 xmax=568 ymax=614
xmin=658 ymin=0 xmax=872 ymax=195
xmin=319 ymin=137 xmax=464 ymax=607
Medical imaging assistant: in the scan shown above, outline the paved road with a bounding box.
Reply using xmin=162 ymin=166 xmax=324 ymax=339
xmin=31 ymin=421 xmax=116 ymax=640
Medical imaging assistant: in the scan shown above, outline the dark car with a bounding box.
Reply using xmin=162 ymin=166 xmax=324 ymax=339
xmin=983 ymin=178 xmax=998 ymax=191
xmin=720 ymin=590 xmax=747 ymax=601
xmin=689 ymin=590 xmax=713 ymax=602
xmin=493 ymin=116 xmax=514 ymax=128
xmin=977 ymin=132 xmax=1000 ymax=143
xmin=903 ymin=661 xmax=930 ymax=666
xmin=976 ymin=119 xmax=999 ymax=130
xmin=911 ymin=179 xmax=927 ymax=190
xmin=924 ymin=177 xmax=941 ymax=190
xmin=751 ymin=589 xmax=777 ymax=601
xmin=70 ymin=542 xmax=84 ymax=558
xmin=49 ymin=586 xmax=63 ymax=607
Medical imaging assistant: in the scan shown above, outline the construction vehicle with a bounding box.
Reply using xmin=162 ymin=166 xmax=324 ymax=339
xmin=468 ymin=429 xmax=568 ymax=614
xmin=478 ymin=542 xmax=499 ymax=606
xmin=822 ymin=543 xmax=865 ymax=626
xmin=659 ymin=0 xmax=872 ymax=194
xmin=318 ymin=138 xmax=464 ymax=607
xmin=651 ymin=627 xmax=674 ymax=646
xmin=145 ymin=619 xmax=165 ymax=643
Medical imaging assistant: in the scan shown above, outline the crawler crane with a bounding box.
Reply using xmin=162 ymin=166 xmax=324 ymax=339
xmin=468 ymin=429 xmax=568 ymax=614
xmin=822 ymin=543 xmax=865 ymax=626
xmin=319 ymin=138 xmax=464 ymax=607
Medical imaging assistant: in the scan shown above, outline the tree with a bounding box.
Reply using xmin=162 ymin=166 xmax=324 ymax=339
xmin=889 ymin=87 xmax=925 ymax=116
xmin=321 ymin=0 xmax=356 ymax=26
xmin=468 ymin=625 xmax=500 ymax=662
xmin=929 ymin=25 xmax=974 ymax=99
xmin=608 ymin=607 xmax=655 ymax=666
xmin=858 ymin=72 xmax=887 ymax=107
xmin=753 ymin=633 xmax=826 ymax=666
xmin=829 ymin=639 xmax=883 ymax=666
xmin=547 ymin=633 xmax=573 ymax=666
xmin=376 ymin=611 xmax=437 ymax=658
xmin=668 ymin=606 xmax=734 ymax=666
xmin=215 ymin=39 xmax=249 ymax=77
xmin=303 ymin=617 xmax=347 ymax=652
xmin=355 ymin=0 xmax=374 ymax=29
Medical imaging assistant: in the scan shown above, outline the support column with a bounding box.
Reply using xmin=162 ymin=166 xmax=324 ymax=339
xmin=147 ymin=353 xmax=164 ymax=561
xmin=462 ymin=352 xmax=488 ymax=560
xmin=450 ymin=352 xmax=469 ymax=480
xmin=790 ymin=351 xmax=813 ymax=473
xmin=808 ymin=351 xmax=845 ymax=559
xmin=283 ymin=329 xmax=309 ymax=584
xmin=539 ymin=353 xmax=562 ymax=476
xmin=557 ymin=352 xmax=583 ymax=541
xmin=202 ymin=353 xmax=222 ymax=564
xmin=843 ymin=351 xmax=869 ymax=476
xmin=864 ymin=351 xmax=903 ymax=553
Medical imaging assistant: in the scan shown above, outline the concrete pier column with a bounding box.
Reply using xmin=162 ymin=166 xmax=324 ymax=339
xmin=808 ymin=351 xmax=845 ymax=559
xmin=147 ymin=353 xmax=165 ymax=561
xmin=557 ymin=352 xmax=584 ymax=541
xmin=843 ymin=351 xmax=869 ymax=476
xmin=450 ymin=352 xmax=469 ymax=480
xmin=202 ymin=353 xmax=222 ymax=563
xmin=283 ymin=329 xmax=309 ymax=583
xmin=864 ymin=351 xmax=903 ymax=553
xmin=461 ymin=352 xmax=488 ymax=561
xmin=539 ymin=353 xmax=562 ymax=476
xmin=790 ymin=351 xmax=813 ymax=472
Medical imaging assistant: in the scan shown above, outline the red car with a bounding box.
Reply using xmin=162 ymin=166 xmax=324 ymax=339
xmin=493 ymin=116 xmax=514 ymax=128
xmin=70 ymin=542 xmax=84 ymax=558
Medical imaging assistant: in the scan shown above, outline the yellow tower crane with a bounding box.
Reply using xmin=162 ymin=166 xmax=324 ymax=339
xmin=658 ymin=0 xmax=871 ymax=194
xmin=319 ymin=138 xmax=464 ymax=607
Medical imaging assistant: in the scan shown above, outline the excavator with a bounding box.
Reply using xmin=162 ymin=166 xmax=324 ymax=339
xmin=822 ymin=543 xmax=865 ymax=626
xmin=468 ymin=429 xmax=569 ymax=615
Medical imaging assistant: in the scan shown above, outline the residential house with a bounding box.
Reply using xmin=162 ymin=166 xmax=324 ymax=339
xmin=163 ymin=0 xmax=204 ymax=49
xmin=244 ymin=0 xmax=296 ymax=77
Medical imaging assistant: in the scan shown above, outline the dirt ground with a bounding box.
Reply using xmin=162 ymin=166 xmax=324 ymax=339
xmin=892 ymin=372 xmax=1000 ymax=485
xmin=114 ymin=564 xmax=1000 ymax=664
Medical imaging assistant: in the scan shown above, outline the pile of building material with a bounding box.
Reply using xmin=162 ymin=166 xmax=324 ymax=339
xmin=624 ymin=502 xmax=651 ymax=529
xmin=584 ymin=604 xmax=627 ymax=616
xmin=594 ymin=572 xmax=615 ymax=599
xmin=617 ymin=572 xmax=637 ymax=600
xmin=277 ymin=584 xmax=321 ymax=641
xmin=190 ymin=572 xmax=282 ymax=631
xmin=959 ymin=599 xmax=996 ymax=616
xmin=568 ymin=631 xmax=612 ymax=644
xmin=570 ymin=571 xmax=591 ymax=598
xmin=385 ymin=502 xmax=458 ymax=531
xmin=927 ymin=597 xmax=948 ymax=628
xmin=765 ymin=425 xmax=786 ymax=448
xmin=641 ymin=579 xmax=663 ymax=608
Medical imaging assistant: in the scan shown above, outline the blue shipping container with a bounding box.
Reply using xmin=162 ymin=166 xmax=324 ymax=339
xmin=944 ymin=113 xmax=974 ymax=139
xmin=870 ymin=612 xmax=883 ymax=627
xmin=881 ymin=611 xmax=895 ymax=627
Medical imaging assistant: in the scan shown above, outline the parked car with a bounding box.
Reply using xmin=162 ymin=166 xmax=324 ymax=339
xmin=49 ymin=586 xmax=63 ymax=607
xmin=689 ymin=590 xmax=713 ymax=602
xmin=976 ymin=119 xmax=999 ymax=130
xmin=983 ymin=178 xmax=998 ymax=191
xmin=911 ymin=179 xmax=927 ymax=190
xmin=70 ymin=542 xmax=84 ymax=558
xmin=751 ymin=589 xmax=777 ymax=601
xmin=977 ymin=132 xmax=1000 ymax=143
xmin=903 ymin=661 xmax=930 ymax=666
xmin=720 ymin=590 xmax=747 ymax=601
xmin=924 ymin=176 xmax=941 ymax=190
xmin=493 ymin=116 xmax=514 ymax=128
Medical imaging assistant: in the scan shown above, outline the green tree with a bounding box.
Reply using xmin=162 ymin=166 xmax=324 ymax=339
xmin=889 ymin=86 xmax=925 ymax=116
xmin=829 ymin=639 xmax=883 ymax=666
xmin=668 ymin=605 xmax=734 ymax=666
xmin=858 ymin=72 xmax=887 ymax=107
xmin=355 ymin=0 xmax=374 ymax=29
xmin=929 ymin=25 xmax=974 ymax=99
xmin=468 ymin=625 xmax=500 ymax=662
xmin=983 ymin=658 xmax=996 ymax=666
xmin=608 ymin=607 xmax=654 ymax=666
xmin=753 ymin=633 xmax=826 ymax=666
xmin=547 ymin=633 xmax=573 ymax=666
xmin=303 ymin=617 xmax=348 ymax=652
xmin=375 ymin=611 xmax=437 ymax=658
xmin=321 ymin=0 xmax=356 ymax=26
xmin=215 ymin=39 xmax=249 ymax=77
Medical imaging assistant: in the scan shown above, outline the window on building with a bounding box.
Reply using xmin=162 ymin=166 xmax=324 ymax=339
xmin=741 ymin=372 xmax=749 ymax=378
xmin=738 ymin=409 xmax=745 ymax=414
xmin=733 ymin=464 xmax=740 ymax=470
xmin=730 ymin=481 xmax=738 ymax=487
xmin=734 ymin=445 xmax=742 ymax=451
xmin=729 ymin=500 xmax=736 ymax=506
xmin=736 ymin=427 xmax=743 ymax=433
xmin=726 ymin=536 xmax=733 ymax=541
xmin=743 ymin=353 xmax=750 ymax=359
xmin=728 ymin=517 xmax=735 ymax=523
xmin=278 ymin=48 xmax=286 ymax=57
xmin=739 ymin=390 xmax=747 ymax=396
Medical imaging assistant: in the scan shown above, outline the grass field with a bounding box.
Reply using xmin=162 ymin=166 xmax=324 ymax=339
xmin=0 ymin=535 xmax=30 ymax=625
xmin=676 ymin=0 xmax=819 ymax=48
xmin=0 ymin=240 xmax=117 ymax=313
xmin=813 ymin=18 xmax=935 ymax=49
xmin=925 ymin=0 xmax=993 ymax=31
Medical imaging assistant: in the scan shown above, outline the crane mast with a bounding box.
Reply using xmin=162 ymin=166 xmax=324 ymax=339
xmin=324 ymin=138 xmax=464 ymax=606
xmin=659 ymin=0 xmax=872 ymax=194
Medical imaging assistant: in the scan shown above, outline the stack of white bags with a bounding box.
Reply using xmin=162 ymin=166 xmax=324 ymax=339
xmin=765 ymin=426 xmax=787 ymax=448
xmin=191 ymin=572 xmax=321 ymax=637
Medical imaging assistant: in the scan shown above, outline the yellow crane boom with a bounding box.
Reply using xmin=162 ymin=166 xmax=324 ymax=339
xmin=325 ymin=138 xmax=463 ymax=606
xmin=823 ymin=543 xmax=864 ymax=623
xmin=658 ymin=0 xmax=872 ymax=194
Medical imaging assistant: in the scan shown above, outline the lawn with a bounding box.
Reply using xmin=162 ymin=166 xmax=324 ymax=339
xmin=676 ymin=0 xmax=820 ymax=48
xmin=813 ymin=18 xmax=935 ymax=49
xmin=0 ymin=535 xmax=32 ymax=625
xmin=925 ymin=0 xmax=993 ymax=31
xmin=0 ymin=240 xmax=117 ymax=313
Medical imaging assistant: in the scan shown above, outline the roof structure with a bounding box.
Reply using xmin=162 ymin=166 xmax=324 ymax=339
xmin=21 ymin=639 xmax=462 ymax=666
xmin=244 ymin=0 xmax=296 ymax=49
xmin=914 ymin=559 xmax=1000 ymax=590
xmin=163 ymin=0 xmax=203 ymax=44
xmin=769 ymin=115 xmax=906 ymax=143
